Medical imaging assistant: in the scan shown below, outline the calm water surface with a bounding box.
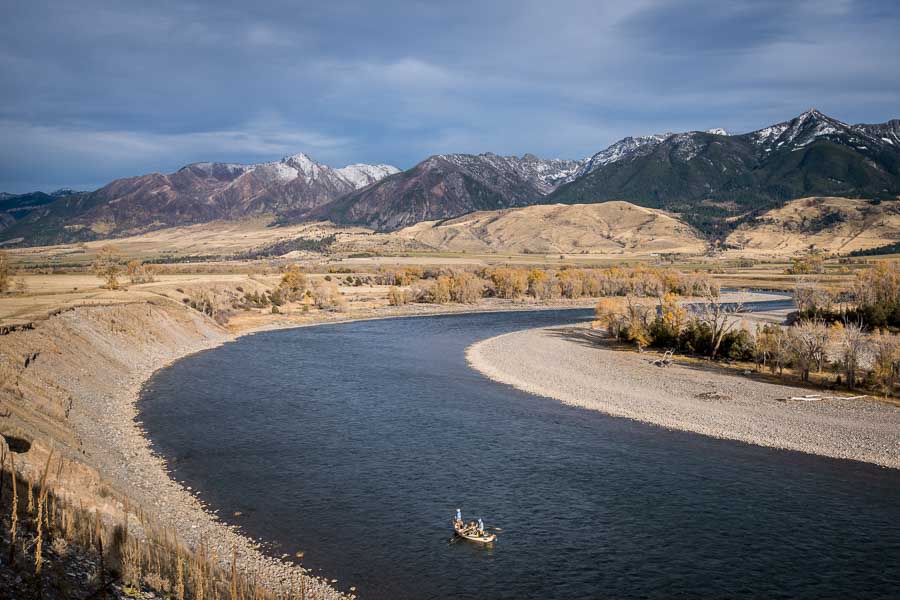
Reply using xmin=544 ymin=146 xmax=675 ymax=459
xmin=140 ymin=303 xmax=900 ymax=599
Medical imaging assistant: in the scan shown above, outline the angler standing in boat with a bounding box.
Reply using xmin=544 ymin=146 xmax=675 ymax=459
xmin=452 ymin=508 xmax=497 ymax=544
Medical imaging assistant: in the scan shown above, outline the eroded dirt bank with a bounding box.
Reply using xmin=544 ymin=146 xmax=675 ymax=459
xmin=0 ymin=300 xmax=346 ymax=598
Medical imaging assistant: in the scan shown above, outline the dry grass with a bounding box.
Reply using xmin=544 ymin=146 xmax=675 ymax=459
xmin=1 ymin=450 xmax=313 ymax=599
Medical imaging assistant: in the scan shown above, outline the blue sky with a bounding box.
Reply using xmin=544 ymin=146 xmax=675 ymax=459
xmin=2 ymin=0 xmax=899 ymax=192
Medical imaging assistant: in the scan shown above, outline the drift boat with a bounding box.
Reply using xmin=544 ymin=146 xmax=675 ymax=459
xmin=453 ymin=518 xmax=497 ymax=543
xmin=457 ymin=527 xmax=497 ymax=544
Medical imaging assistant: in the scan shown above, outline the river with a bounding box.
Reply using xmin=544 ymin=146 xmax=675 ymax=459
xmin=140 ymin=301 xmax=900 ymax=599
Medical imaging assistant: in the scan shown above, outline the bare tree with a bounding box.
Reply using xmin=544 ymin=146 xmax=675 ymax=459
xmin=756 ymin=324 xmax=791 ymax=375
xmin=92 ymin=245 xmax=125 ymax=289
xmin=871 ymin=331 xmax=900 ymax=397
xmin=833 ymin=321 xmax=868 ymax=388
xmin=696 ymin=287 xmax=746 ymax=359
xmin=311 ymin=280 xmax=346 ymax=311
xmin=793 ymin=278 xmax=832 ymax=314
xmin=789 ymin=319 xmax=830 ymax=381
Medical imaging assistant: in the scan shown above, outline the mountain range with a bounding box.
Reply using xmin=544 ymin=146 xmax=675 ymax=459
xmin=1 ymin=109 xmax=898 ymax=247
xmin=550 ymin=109 xmax=900 ymax=234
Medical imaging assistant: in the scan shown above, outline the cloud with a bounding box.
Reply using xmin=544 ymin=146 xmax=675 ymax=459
xmin=0 ymin=117 xmax=353 ymax=191
xmin=1 ymin=0 xmax=899 ymax=191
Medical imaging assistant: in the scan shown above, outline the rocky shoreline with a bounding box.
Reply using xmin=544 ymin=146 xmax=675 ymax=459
xmin=466 ymin=322 xmax=900 ymax=469
xmin=0 ymin=289 xmax=810 ymax=596
xmin=0 ymin=294 xmax=610 ymax=597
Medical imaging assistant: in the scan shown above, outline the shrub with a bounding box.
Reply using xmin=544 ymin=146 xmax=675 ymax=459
xmin=387 ymin=286 xmax=406 ymax=306
xmin=449 ymin=271 xmax=483 ymax=303
xmin=126 ymin=260 xmax=158 ymax=284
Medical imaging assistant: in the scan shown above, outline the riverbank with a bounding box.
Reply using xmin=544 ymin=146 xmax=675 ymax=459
xmin=0 ymin=293 xmax=614 ymax=597
xmin=0 ymin=289 xmax=798 ymax=595
xmin=467 ymin=323 xmax=900 ymax=469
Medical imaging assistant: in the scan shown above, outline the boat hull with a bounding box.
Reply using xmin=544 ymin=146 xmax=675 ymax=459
xmin=458 ymin=532 xmax=496 ymax=543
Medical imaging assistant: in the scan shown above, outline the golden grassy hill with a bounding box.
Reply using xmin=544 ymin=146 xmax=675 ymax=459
xmin=726 ymin=197 xmax=900 ymax=256
xmin=387 ymin=202 xmax=708 ymax=255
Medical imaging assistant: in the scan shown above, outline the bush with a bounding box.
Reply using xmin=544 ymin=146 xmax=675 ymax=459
xmin=312 ymin=280 xmax=346 ymax=311
xmin=126 ymin=260 xmax=158 ymax=284
xmin=387 ymin=286 xmax=406 ymax=306
xmin=719 ymin=329 xmax=756 ymax=361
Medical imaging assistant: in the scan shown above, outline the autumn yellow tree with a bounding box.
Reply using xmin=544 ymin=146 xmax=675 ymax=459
xmin=652 ymin=291 xmax=686 ymax=345
xmin=449 ymin=271 xmax=483 ymax=303
xmin=594 ymin=297 xmax=627 ymax=338
xmin=279 ymin=264 xmax=307 ymax=301
xmin=624 ymin=296 xmax=653 ymax=349
xmin=431 ymin=275 xmax=452 ymax=304
xmin=92 ymin=245 xmax=125 ymax=289
xmin=489 ymin=268 xmax=528 ymax=299
xmin=527 ymin=269 xmax=546 ymax=298
xmin=556 ymin=269 xmax=584 ymax=299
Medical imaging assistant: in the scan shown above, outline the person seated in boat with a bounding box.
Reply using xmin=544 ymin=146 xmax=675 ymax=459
xmin=467 ymin=520 xmax=477 ymax=533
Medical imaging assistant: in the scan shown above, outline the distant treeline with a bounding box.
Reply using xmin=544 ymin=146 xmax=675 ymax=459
xmin=847 ymin=241 xmax=900 ymax=257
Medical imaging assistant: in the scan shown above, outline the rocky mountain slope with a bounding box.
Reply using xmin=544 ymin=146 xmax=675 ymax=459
xmin=1 ymin=154 xmax=398 ymax=246
xmin=4 ymin=109 xmax=899 ymax=246
xmin=549 ymin=109 xmax=900 ymax=234
xmin=0 ymin=189 xmax=76 ymax=233
xmin=312 ymin=153 xmax=581 ymax=230
xmin=725 ymin=196 xmax=900 ymax=256
xmin=383 ymin=201 xmax=708 ymax=254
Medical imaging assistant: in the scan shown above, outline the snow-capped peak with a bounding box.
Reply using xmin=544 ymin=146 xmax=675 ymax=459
xmin=706 ymin=128 xmax=728 ymax=136
xmin=281 ymin=153 xmax=324 ymax=179
xmin=336 ymin=163 xmax=401 ymax=189
xmin=749 ymin=108 xmax=854 ymax=150
xmin=575 ymin=133 xmax=672 ymax=177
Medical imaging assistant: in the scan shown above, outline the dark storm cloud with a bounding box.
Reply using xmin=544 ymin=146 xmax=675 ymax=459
xmin=1 ymin=0 xmax=898 ymax=191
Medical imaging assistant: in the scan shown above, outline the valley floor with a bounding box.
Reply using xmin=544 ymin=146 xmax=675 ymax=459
xmin=467 ymin=322 xmax=900 ymax=469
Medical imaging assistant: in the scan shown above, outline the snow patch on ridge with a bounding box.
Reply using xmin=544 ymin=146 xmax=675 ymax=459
xmin=336 ymin=164 xmax=401 ymax=189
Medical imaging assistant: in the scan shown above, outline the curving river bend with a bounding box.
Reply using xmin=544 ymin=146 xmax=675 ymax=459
xmin=140 ymin=304 xmax=900 ymax=599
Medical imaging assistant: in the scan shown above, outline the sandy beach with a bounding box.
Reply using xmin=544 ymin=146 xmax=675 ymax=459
xmin=467 ymin=323 xmax=900 ymax=469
